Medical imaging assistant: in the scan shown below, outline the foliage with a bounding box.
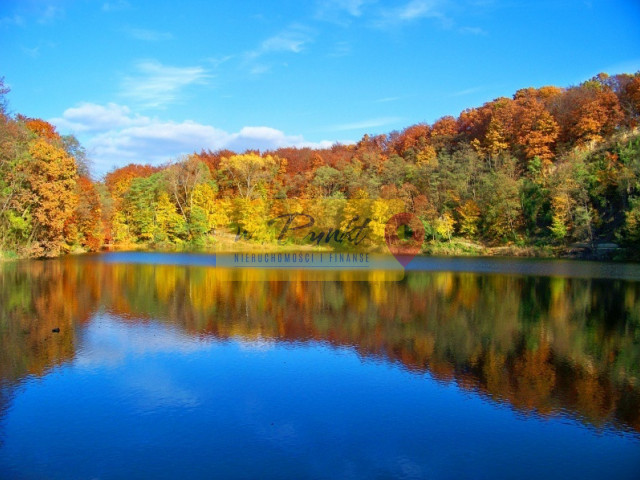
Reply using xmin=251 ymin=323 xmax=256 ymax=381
xmin=2 ymin=72 xmax=640 ymax=256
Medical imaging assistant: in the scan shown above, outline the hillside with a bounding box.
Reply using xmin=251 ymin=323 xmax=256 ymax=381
xmin=1 ymin=72 xmax=639 ymax=259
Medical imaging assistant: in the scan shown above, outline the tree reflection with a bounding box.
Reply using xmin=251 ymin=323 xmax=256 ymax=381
xmin=1 ymin=257 xmax=639 ymax=433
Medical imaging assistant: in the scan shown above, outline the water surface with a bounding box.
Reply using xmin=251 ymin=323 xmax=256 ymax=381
xmin=0 ymin=253 xmax=639 ymax=479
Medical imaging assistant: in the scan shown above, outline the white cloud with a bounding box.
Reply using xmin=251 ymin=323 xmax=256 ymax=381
xmin=51 ymin=102 xmax=150 ymax=132
xmin=127 ymin=28 xmax=173 ymax=41
xmin=87 ymin=120 xmax=231 ymax=168
xmin=50 ymin=102 xmax=336 ymax=174
xmin=121 ymin=60 xmax=211 ymax=108
xmin=227 ymin=126 xmax=333 ymax=151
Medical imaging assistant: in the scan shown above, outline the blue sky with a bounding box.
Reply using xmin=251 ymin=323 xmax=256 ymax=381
xmin=1 ymin=0 xmax=639 ymax=176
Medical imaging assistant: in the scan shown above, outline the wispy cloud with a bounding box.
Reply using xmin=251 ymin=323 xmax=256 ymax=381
xmin=0 ymin=2 xmax=63 ymax=27
xmin=21 ymin=45 xmax=40 ymax=58
xmin=328 ymin=41 xmax=351 ymax=57
xmin=205 ymin=55 xmax=234 ymax=68
xmin=315 ymin=0 xmax=374 ymax=23
xmin=397 ymin=0 xmax=440 ymax=20
xmin=250 ymin=64 xmax=271 ymax=75
xmin=374 ymin=96 xmax=401 ymax=103
xmin=450 ymin=86 xmax=484 ymax=97
xmin=458 ymin=26 xmax=487 ymax=35
xmin=126 ymin=28 xmax=173 ymax=41
xmin=326 ymin=116 xmax=402 ymax=131
xmin=242 ymin=24 xmax=314 ymax=75
xmin=0 ymin=14 xmax=25 ymax=27
xmin=102 ymin=1 xmax=130 ymax=12
xmin=120 ymin=60 xmax=211 ymax=108
xmin=36 ymin=4 xmax=64 ymax=24
xmin=249 ymin=24 xmax=314 ymax=58
xmin=372 ymin=0 xmax=449 ymax=28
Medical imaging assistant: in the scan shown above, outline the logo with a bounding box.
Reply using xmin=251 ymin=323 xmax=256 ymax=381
xmin=384 ymin=213 xmax=424 ymax=268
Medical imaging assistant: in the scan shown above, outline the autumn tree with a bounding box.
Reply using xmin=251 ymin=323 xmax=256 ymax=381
xmin=479 ymin=159 xmax=523 ymax=241
xmin=23 ymin=139 xmax=78 ymax=256
xmin=154 ymin=190 xmax=187 ymax=243
xmin=623 ymin=197 xmax=640 ymax=248
xmin=311 ymin=165 xmax=343 ymax=198
xmin=219 ymin=153 xmax=279 ymax=199
xmin=552 ymin=74 xmax=624 ymax=147
xmin=122 ymin=174 xmax=161 ymax=242
xmin=164 ymin=155 xmax=213 ymax=241
xmin=512 ymin=88 xmax=560 ymax=167
xmin=75 ymin=176 xmax=103 ymax=251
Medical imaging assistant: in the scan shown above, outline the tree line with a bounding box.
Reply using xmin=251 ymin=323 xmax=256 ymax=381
xmin=1 ymin=72 xmax=640 ymax=258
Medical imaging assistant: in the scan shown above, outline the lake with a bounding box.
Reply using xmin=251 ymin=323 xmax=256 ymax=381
xmin=1 ymin=253 xmax=639 ymax=479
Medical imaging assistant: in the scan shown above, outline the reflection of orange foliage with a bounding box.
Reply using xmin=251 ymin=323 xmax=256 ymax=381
xmin=1 ymin=260 xmax=639 ymax=433
xmin=513 ymin=340 xmax=556 ymax=414
xmin=483 ymin=350 xmax=510 ymax=399
xmin=574 ymin=374 xmax=617 ymax=426
xmin=429 ymin=362 xmax=456 ymax=382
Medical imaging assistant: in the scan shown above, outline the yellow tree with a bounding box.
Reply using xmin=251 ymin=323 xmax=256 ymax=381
xmin=234 ymin=197 xmax=272 ymax=243
xmin=435 ymin=212 xmax=455 ymax=241
xmin=164 ymin=155 xmax=211 ymax=225
xmin=25 ymin=139 xmax=78 ymax=256
xmin=550 ymin=193 xmax=571 ymax=240
xmin=369 ymin=198 xmax=404 ymax=247
xmin=154 ymin=191 xmax=187 ymax=243
xmin=339 ymin=190 xmax=371 ymax=246
xmin=191 ymin=182 xmax=230 ymax=234
xmin=219 ymin=153 xmax=278 ymax=199
xmin=457 ymin=200 xmax=481 ymax=238
xmin=415 ymin=144 xmax=437 ymax=167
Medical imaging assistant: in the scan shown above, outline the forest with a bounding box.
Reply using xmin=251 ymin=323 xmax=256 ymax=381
xmin=1 ymin=72 xmax=640 ymax=259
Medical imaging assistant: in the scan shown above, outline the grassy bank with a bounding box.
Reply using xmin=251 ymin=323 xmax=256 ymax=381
xmin=3 ymin=231 xmax=635 ymax=262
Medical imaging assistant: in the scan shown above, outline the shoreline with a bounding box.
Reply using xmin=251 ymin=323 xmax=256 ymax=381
xmin=1 ymin=240 xmax=635 ymax=263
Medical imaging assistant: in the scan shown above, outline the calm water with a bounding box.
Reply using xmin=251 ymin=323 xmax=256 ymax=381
xmin=0 ymin=253 xmax=639 ymax=479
